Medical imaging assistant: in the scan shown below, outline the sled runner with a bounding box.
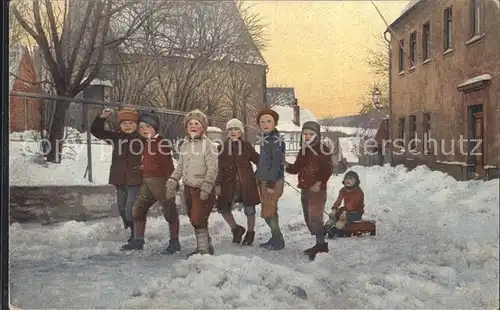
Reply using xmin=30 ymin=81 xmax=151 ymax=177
xmin=324 ymin=207 xmax=376 ymax=238
xmin=343 ymin=220 xmax=376 ymax=237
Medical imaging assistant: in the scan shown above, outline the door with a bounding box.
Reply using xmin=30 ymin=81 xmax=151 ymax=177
xmin=473 ymin=112 xmax=484 ymax=177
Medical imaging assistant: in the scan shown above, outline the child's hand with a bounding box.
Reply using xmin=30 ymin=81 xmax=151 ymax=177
xmin=215 ymin=185 xmax=221 ymax=196
xmin=101 ymin=108 xmax=113 ymax=118
xmin=310 ymin=182 xmax=321 ymax=192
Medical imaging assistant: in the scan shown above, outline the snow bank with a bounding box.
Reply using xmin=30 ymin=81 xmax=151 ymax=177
xmin=10 ymin=141 xmax=112 ymax=186
xmin=9 ymin=165 xmax=499 ymax=309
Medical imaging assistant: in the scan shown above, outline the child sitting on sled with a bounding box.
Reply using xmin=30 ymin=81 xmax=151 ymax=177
xmin=325 ymin=170 xmax=365 ymax=238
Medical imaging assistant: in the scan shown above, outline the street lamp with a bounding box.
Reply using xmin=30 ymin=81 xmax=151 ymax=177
xmin=372 ymin=87 xmax=381 ymax=109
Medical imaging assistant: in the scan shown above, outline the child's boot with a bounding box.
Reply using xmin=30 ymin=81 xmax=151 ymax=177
xmin=162 ymin=219 xmax=181 ymax=254
xmin=241 ymin=231 xmax=255 ymax=246
xmin=232 ymin=225 xmax=246 ymax=244
xmin=263 ymin=216 xmax=285 ymax=251
xmin=308 ymin=242 xmax=329 ymax=261
xmin=121 ymin=238 xmax=144 ymax=251
xmin=188 ymin=228 xmax=213 ymax=256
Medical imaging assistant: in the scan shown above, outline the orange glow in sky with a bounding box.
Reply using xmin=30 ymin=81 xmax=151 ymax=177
xmin=247 ymin=1 xmax=409 ymax=118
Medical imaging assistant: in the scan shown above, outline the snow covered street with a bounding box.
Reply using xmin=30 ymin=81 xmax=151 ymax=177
xmin=9 ymin=165 xmax=499 ymax=309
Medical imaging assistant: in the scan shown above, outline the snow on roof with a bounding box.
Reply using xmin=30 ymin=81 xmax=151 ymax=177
xmin=322 ymin=126 xmax=378 ymax=137
xmin=457 ymin=74 xmax=492 ymax=88
xmin=271 ymin=105 xmax=318 ymax=132
xmin=400 ymin=0 xmax=422 ymax=15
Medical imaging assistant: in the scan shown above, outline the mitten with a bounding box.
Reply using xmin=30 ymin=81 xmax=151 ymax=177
xmin=200 ymin=190 xmax=210 ymax=201
xmin=165 ymin=179 xmax=178 ymax=199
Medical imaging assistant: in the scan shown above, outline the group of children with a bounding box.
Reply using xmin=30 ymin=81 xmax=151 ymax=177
xmin=92 ymin=106 xmax=365 ymax=260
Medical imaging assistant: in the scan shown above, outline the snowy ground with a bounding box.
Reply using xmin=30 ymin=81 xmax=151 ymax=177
xmin=10 ymin=165 xmax=499 ymax=309
xmin=10 ymin=141 xmax=112 ymax=186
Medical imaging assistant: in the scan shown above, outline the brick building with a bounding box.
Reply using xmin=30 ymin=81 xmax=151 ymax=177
xmin=387 ymin=0 xmax=500 ymax=180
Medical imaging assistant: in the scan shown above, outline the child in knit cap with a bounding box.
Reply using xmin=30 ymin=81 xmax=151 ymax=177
xmin=255 ymin=108 xmax=286 ymax=250
xmin=91 ymin=107 xmax=142 ymax=242
xmin=121 ymin=111 xmax=180 ymax=253
xmin=286 ymin=121 xmax=333 ymax=260
xmin=215 ymin=118 xmax=260 ymax=246
xmin=166 ymin=109 xmax=219 ymax=256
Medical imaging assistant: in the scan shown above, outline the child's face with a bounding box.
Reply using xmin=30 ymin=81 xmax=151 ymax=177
xmin=187 ymin=119 xmax=204 ymax=137
xmin=139 ymin=122 xmax=156 ymax=139
xmin=228 ymin=127 xmax=242 ymax=140
xmin=259 ymin=114 xmax=275 ymax=133
xmin=120 ymin=120 xmax=137 ymax=134
xmin=344 ymin=176 xmax=356 ymax=187
xmin=302 ymin=129 xmax=316 ymax=144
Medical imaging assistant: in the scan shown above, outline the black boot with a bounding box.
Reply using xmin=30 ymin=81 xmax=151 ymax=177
xmin=308 ymin=242 xmax=329 ymax=261
xmin=232 ymin=225 xmax=246 ymax=244
xmin=241 ymin=231 xmax=255 ymax=246
xmin=121 ymin=239 xmax=144 ymax=251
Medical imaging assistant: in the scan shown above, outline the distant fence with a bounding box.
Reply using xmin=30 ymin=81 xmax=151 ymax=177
xmin=9 ymin=91 xmax=227 ymax=183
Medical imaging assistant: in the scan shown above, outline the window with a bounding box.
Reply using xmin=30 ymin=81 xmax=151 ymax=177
xmin=423 ymin=113 xmax=432 ymax=155
xmin=422 ymin=22 xmax=430 ymax=60
xmin=398 ymin=117 xmax=406 ymax=147
xmin=398 ymin=39 xmax=405 ymax=72
xmin=409 ymin=31 xmax=417 ymax=67
xmin=443 ymin=7 xmax=453 ymax=50
xmin=470 ymin=0 xmax=481 ymax=37
xmin=409 ymin=115 xmax=417 ymax=151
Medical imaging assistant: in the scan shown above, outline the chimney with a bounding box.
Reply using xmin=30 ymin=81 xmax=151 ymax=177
xmin=293 ymin=98 xmax=300 ymax=126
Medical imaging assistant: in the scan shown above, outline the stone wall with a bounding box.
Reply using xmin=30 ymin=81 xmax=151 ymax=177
xmin=10 ymin=185 xmax=119 ymax=224
xmin=10 ymin=185 xmax=191 ymax=225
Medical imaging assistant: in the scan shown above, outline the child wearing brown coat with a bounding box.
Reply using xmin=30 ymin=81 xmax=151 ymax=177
xmin=90 ymin=108 xmax=142 ymax=242
xmin=286 ymin=121 xmax=333 ymax=260
xmin=215 ymin=118 xmax=260 ymax=246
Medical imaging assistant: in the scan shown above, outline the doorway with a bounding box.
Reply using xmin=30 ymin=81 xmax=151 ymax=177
xmin=467 ymin=105 xmax=484 ymax=178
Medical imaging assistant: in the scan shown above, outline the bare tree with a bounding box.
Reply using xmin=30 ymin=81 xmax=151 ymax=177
xmin=145 ymin=1 xmax=267 ymax=137
xmin=267 ymin=85 xmax=295 ymax=107
xmin=12 ymin=0 xmax=152 ymax=162
xmin=358 ymin=35 xmax=389 ymax=114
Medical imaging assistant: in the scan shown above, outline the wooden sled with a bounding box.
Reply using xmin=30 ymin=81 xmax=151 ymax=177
xmin=343 ymin=220 xmax=376 ymax=237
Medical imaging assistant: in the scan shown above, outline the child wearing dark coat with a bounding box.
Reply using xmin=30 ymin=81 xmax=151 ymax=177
xmin=91 ymin=108 xmax=142 ymax=242
xmin=326 ymin=170 xmax=365 ymax=238
xmin=215 ymin=118 xmax=260 ymax=246
xmin=286 ymin=121 xmax=333 ymax=260
xmin=121 ymin=111 xmax=180 ymax=253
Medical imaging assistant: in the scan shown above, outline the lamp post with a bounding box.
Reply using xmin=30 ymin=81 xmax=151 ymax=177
xmin=372 ymin=87 xmax=381 ymax=110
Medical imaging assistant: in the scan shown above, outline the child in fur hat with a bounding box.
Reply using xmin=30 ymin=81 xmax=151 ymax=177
xmin=121 ymin=111 xmax=180 ymax=253
xmin=91 ymin=107 xmax=142 ymax=242
xmin=215 ymin=118 xmax=260 ymax=246
xmin=255 ymin=108 xmax=286 ymax=250
xmin=166 ymin=109 xmax=219 ymax=256
xmin=286 ymin=121 xmax=333 ymax=260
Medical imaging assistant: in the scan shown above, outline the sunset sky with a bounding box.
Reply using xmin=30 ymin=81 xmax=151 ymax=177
xmin=247 ymin=1 xmax=409 ymax=118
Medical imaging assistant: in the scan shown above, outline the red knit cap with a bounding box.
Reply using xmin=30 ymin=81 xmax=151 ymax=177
xmin=256 ymin=108 xmax=279 ymax=125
